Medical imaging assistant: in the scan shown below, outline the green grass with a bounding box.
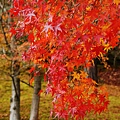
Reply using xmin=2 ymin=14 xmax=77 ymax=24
xmin=0 ymin=78 xmax=120 ymax=120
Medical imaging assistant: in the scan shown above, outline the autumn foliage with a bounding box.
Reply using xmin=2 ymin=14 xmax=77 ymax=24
xmin=10 ymin=0 xmax=120 ymax=119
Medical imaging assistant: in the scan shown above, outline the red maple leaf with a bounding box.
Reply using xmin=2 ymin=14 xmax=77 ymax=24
xmin=28 ymin=33 xmax=34 ymax=43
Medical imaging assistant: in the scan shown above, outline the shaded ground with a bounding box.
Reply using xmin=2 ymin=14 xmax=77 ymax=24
xmin=99 ymin=67 xmax=120 ymax=86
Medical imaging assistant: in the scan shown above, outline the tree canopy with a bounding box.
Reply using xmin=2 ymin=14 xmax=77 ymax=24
xmin=10 ymin=0 xmax=120 ymax=119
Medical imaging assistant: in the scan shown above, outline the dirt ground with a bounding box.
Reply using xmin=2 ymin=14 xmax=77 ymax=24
xmin=99 ymin=67 xmax=120 ymax=86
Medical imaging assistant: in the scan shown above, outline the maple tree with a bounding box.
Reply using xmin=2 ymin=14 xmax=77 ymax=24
xmin=10 ymin=0 xmax=120 ymax=119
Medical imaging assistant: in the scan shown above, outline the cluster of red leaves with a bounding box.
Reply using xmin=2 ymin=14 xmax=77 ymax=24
xmin=10 ymin=0 xmax=120 ymax=119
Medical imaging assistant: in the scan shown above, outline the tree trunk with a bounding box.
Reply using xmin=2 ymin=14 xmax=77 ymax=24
xmin=10 ymin=77 xmax=20 ymax=120
xmin=9 ymin=32 xmax=21 ymax=120
xmin=29 ymin=65 xmax=42 ymax=120
xmin=88 ymin=59 xmax=98 ymax=83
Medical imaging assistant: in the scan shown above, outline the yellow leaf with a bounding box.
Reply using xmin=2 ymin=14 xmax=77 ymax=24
xmin=80 ymin=71 xmax=88 ymax=79
xmin=86 ymin=6 xmax=91 ymax=11
xmin=114 ymin=0 xmax=120 ymax=5
xmin=102 ymin=23 xmax=111 ymax=31
xmin=72 ymin=71 xmax=80 ymax=80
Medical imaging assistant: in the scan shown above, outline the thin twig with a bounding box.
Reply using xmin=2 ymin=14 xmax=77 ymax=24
xmin=0 ymin=8 xmax=11 ymax=49
xmin=20 ymin=80 xmax=34 ymax=88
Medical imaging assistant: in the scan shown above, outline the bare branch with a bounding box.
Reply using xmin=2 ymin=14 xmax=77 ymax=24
xmin=20 ymin=80 xmax=33 ymax=88
xmin=0 ymin=10 xmax=11 ymax=49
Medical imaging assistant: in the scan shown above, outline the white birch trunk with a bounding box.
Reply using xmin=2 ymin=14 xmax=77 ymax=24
xmin=10 ymin=77 xmax=20 ymax=120
xmin=9 ymin=32 xmax=20 ymax=120
xmin=1 ymin=1 xmax=21 ymax=120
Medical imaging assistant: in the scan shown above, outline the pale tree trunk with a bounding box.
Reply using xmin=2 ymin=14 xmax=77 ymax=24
xmin=10 ymin=76 xmax=20 ymax=120
xmin=9 ymin=37 xmax=21 ymax=120
xmin=30 ymin=65 xmax=43 ymax=120
xmin=9 ymin=32 xmax=21 ymax=119
xmin=0 ymin=0 xmax=21 ymax=119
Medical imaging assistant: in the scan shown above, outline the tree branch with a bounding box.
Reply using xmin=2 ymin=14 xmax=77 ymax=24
xmin=20 ymin=80 xmax=33 ymax=88
xmin=0 ymin=4 xmax=11 ymax=49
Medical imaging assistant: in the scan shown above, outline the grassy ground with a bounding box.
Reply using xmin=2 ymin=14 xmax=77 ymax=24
xmin=0 ymin=72 xmax=120 ymax=120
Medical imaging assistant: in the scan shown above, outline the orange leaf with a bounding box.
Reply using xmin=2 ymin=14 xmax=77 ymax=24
xmin=29 ymin=77 xmax=34 ymax=85
xmin=114 ymin=0 xmax=120 ymax=5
